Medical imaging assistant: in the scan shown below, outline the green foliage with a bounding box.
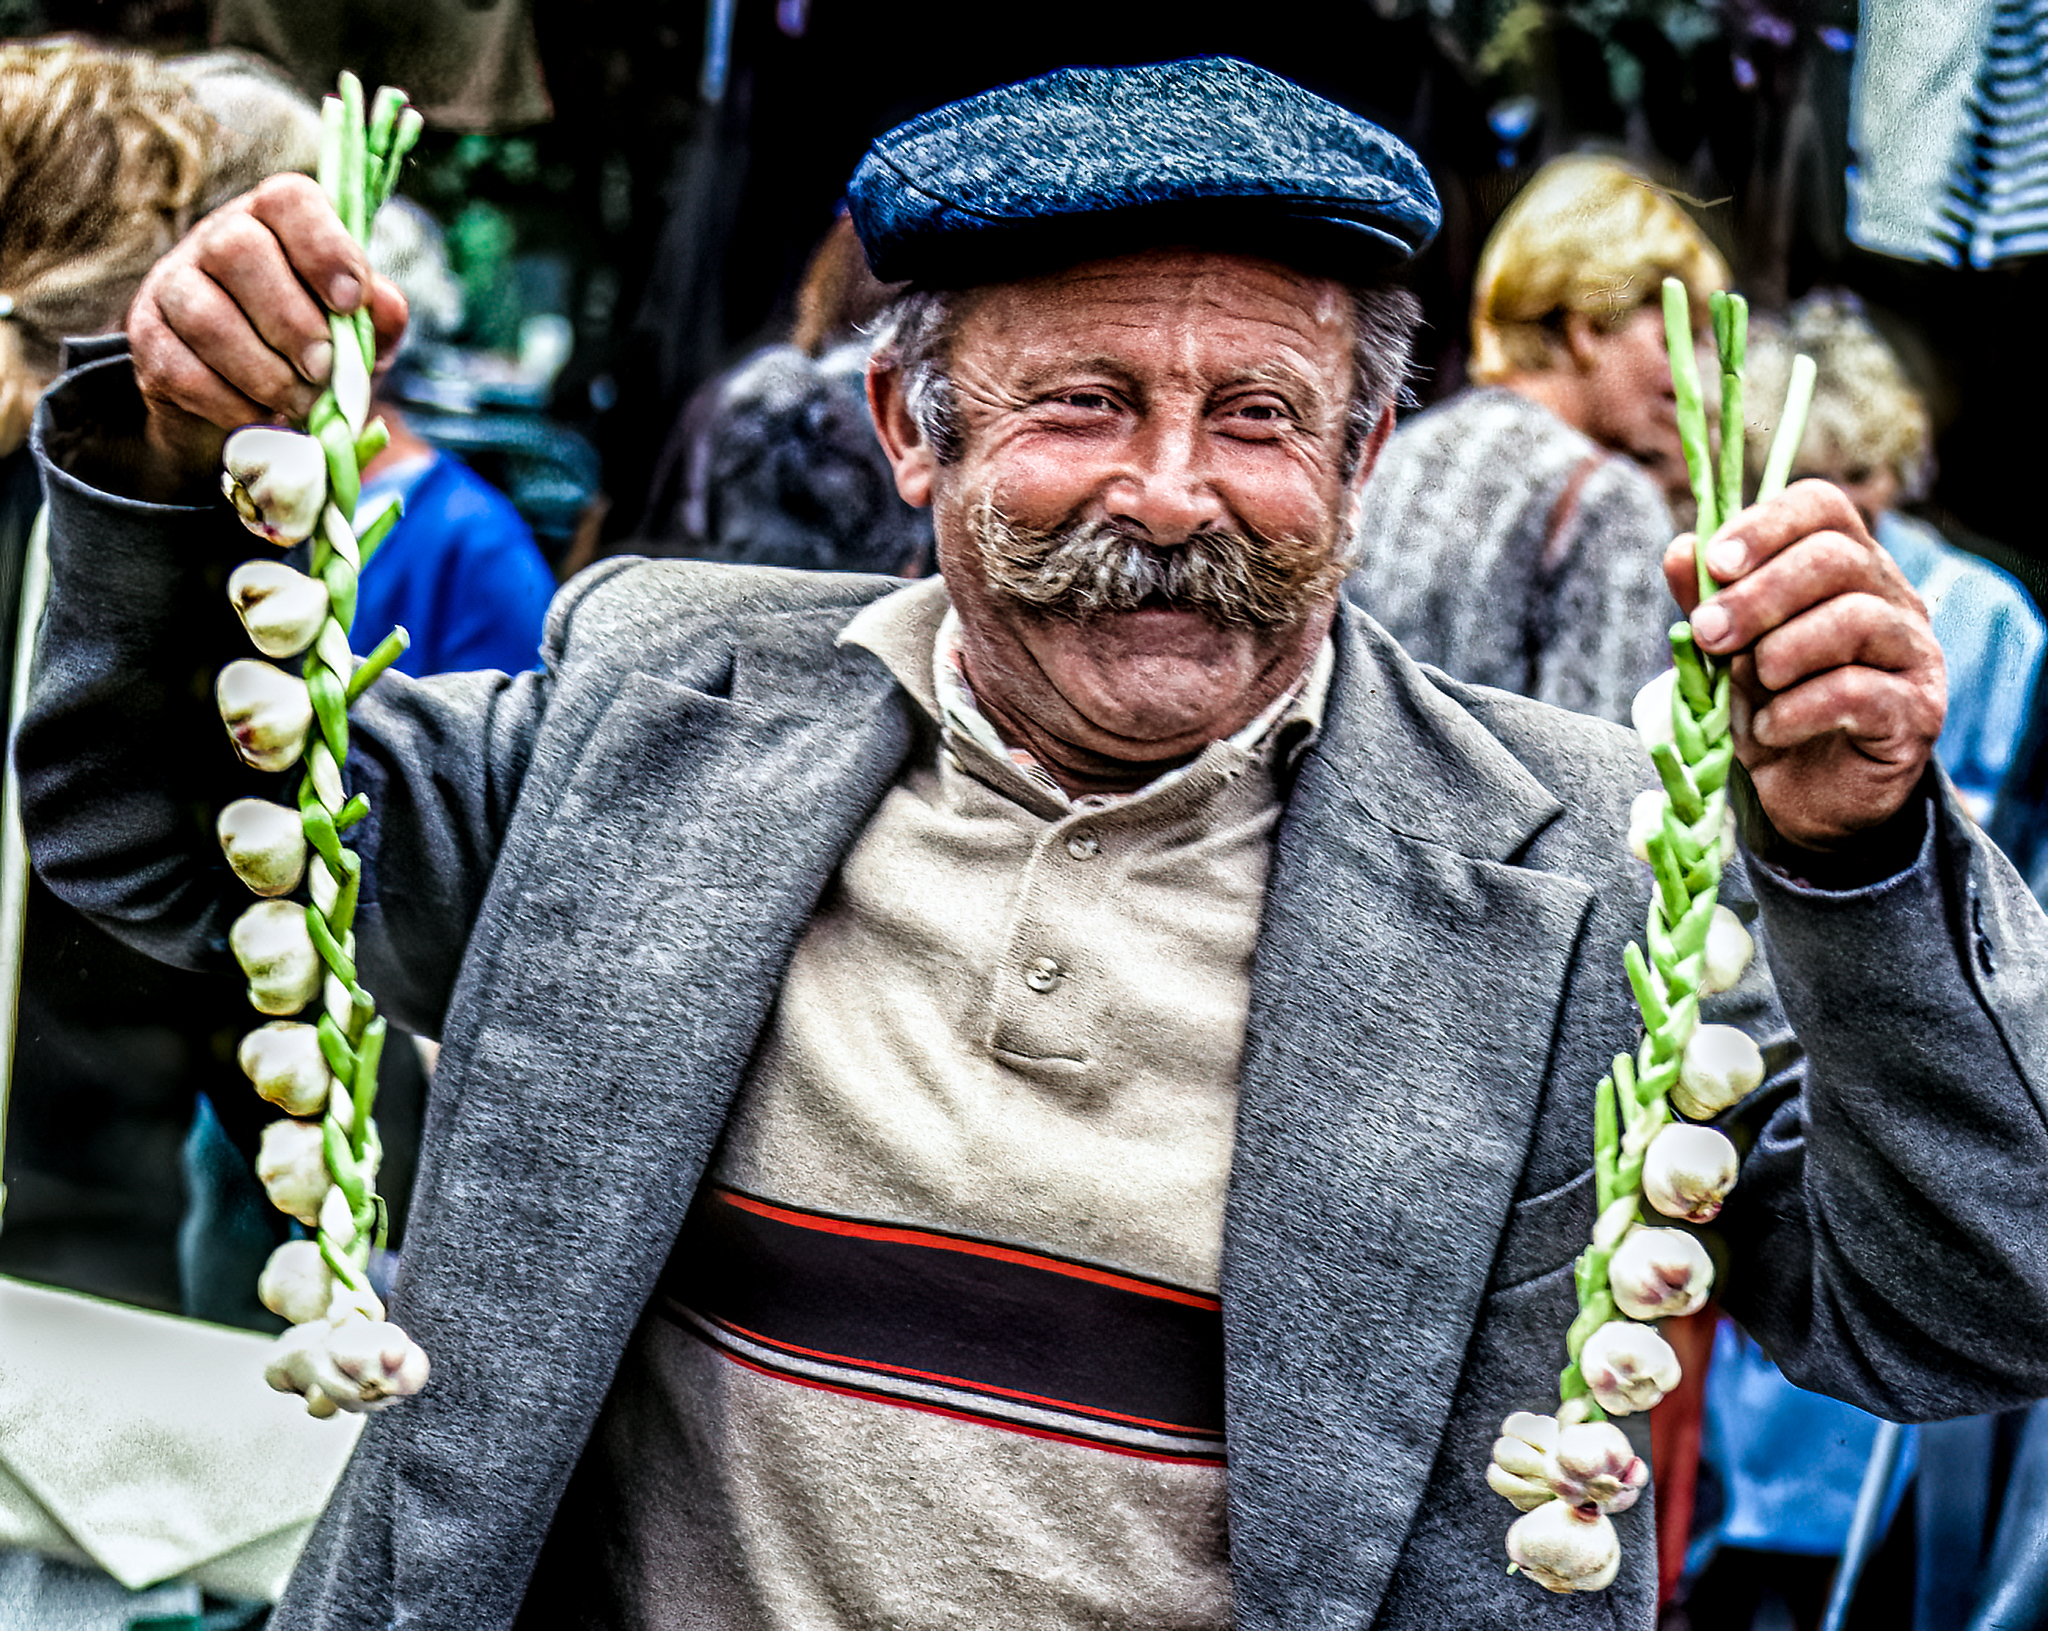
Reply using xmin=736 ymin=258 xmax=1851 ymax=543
xmin=447 ymin=200 xmax=523 ymax=354
xmin=1453 ymin=0 xmax=1724 ymax=104
xmin=406 ymin=132 xmax=578 ymax=212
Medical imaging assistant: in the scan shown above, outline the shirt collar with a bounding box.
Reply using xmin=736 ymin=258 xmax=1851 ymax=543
xmin=839 ymin=577 xmax=1333 ymax=811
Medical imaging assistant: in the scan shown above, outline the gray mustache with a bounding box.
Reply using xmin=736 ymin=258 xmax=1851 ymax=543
xmin=974 ymin=509 xmax=1344 ymax=630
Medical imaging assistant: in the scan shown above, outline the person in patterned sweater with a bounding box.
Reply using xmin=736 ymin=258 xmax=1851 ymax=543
xmin=1349 ymin=155 xmax=1727 ymax=726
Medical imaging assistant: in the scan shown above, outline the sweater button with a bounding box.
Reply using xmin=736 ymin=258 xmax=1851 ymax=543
xmin=1065 ymin=833 xmax=1101 ymax=860
xmin=1023 ymin=956 xmax=1064 ymax=992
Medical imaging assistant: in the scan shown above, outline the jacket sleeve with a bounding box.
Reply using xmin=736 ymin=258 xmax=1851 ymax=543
xmin=1713 ymin=781 xmax=2048 ymax=1420
xmin=16 ymin=355 xmax=579 ymax=1039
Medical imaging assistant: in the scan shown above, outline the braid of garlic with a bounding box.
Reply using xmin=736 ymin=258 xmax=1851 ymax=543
xmin=217 ymin=72 xmax=429 ymax=1417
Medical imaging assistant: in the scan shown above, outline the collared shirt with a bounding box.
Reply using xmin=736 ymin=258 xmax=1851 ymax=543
xmin=537 ymin=578 xmax=1330 ymax=1631
xmin=930 ymin=603 xmax=1330 ymax=814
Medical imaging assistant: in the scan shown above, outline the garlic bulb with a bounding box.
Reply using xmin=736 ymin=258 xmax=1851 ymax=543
xmin=263 ymin=1322 xmax=341 ymax=1418
xmin=222 ymin=427 xmax=328 ymax=546
xmin=217 ymin=660 xmax=313 ymax=773
xmin=1673 ymin=1023 xmax=1766 ymax=1120
xmin=1627 ymin=790 xmax=1664 ymax=864
xmin=228 ymin=560 xmax=330 ymax=658
xmin=1699 ymin=904 xmax=1755 ymax=996
xmin=263 ymin=1314 xmax=430 ymax=1417
xmin=230 ymin=899 xmax=321 ymax=1016
xmin=1608 ymin=1226 xmax=1714 ymax=1320
xmin=319 ymin=1316 xmax=430 ymax=1409
xmin=1546 ymin=1420 xmax=1649 ymax=1514
xmin=1642 ymin=1123 xmax=1740 ymax=1223
xmin=257 ymin=1239 xmax=335 ymax=1325
xmin=256 ymin=1118 xmax=331 ymax=1226
xmin=1631 ymin=669 xmax=1678 ymax=754
xmin=1487 ymin=1411 xmax=1560 ymax=1512
xmin=218 ymin=797 xmax=308 ymax=896
xmin=1578 ymin=1320 xmax=1682 ymax=1416
xmin=238 ymin=1021 xmax=334 ymax=1117
xmin=1507 ymin=1499 xmax=1621 ymax=1594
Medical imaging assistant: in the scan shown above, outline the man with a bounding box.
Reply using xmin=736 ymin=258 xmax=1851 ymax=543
xmin=17 ymin=57 xmax=2048 ymax=1631
xmin=1349 ymin=155 xmax=1727 ymax=724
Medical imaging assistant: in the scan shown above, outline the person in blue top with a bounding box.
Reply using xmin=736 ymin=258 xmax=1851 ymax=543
xmin=355 ymin=197 xmax=555 ymax=678
xmin=1746 ymin=293 xmax=2046 ymax=819
xmin=354 ymin=417 xmax=556 ymax=677
xmin=1680 ymin=292 xmax=2048 ymax=1631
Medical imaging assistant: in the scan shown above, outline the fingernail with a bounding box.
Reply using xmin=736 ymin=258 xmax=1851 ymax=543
xmin=328 ymin=274 xmax=362 ymax=313
xmin=302 ymin=340 xmax=333 ymax=383
xmin=1707 ymin=538 xmax=1746 ymax=580
xmin=1692 ymin=603 xmax=1732 ymax=649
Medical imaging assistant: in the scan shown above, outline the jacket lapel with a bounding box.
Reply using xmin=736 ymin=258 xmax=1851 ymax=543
xmin=1222 ymin=606 xmax=1596 ymax=1625
xmin=387 ymin=604 xmax=916 ymax=1603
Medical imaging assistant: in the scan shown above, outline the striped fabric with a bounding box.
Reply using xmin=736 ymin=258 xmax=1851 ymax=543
xmin=1937 ymin=0 xmax=2048 ymax=266
xmin=658 ymin=1185 xmax=1228 ymax=1465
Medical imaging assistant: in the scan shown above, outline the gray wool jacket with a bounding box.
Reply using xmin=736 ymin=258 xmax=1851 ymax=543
xmin=22 ymin=358 xmax=2048 ymax=1630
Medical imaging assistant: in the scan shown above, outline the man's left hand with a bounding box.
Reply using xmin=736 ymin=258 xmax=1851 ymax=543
xmin=1662 ymin=479 xmax=1945 ymax=853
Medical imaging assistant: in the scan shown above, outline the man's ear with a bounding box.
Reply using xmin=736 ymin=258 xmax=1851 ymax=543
xmin=1339 ymin=403 xmax=1396 ymax=540
xmin=1352 ymin=403 xmax=1396 ymax=494
xmin=867 ymin=359 xmax=937 ymax=509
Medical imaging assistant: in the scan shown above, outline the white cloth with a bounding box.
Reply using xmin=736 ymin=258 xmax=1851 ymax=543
xmin=0 ymin=1278 xmax=360 ymax=1598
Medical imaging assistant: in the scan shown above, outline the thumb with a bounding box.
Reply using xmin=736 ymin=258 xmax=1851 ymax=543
xmin=1663 ymin=534 xmax=1703 ymax=616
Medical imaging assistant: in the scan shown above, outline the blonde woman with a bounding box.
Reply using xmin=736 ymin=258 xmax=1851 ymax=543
xmin=0 ymin=42 xmax=216 ymax=456
xmin=1349 ymin=155 xmax=1728 ymax=725
xmin=0 ymin=41 xmax=319 ymax=687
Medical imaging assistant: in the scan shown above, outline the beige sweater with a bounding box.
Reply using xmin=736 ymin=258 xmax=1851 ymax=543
xmin=557 ymin=579 xmax=1328 ymax=1629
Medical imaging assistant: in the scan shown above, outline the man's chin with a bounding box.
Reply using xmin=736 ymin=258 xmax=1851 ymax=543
xmin=1021 ymin=616 xmax=1287 ymax=743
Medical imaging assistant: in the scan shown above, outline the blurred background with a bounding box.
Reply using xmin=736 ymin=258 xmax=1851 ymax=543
xmin=5 ymin=0 xmax=2036 ymax=594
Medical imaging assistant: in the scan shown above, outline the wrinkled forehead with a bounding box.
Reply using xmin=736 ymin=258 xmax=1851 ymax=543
xmin=949 ymin=247 xmax=1359 ymax=384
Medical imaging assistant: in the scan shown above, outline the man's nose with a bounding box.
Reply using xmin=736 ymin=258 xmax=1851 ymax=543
xmin=1102 ymin=415 xmax=1227 ymax=545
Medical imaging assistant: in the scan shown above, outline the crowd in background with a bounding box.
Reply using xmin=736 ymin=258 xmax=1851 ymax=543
xmin=3 ymin=10 xmax=2048 ymax=1631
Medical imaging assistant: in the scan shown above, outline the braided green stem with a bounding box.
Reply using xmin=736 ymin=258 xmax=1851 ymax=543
xmin=295 ymin=74 xmax=418 ymax=1301
xmin=1661 ymin=278 xmax=1718 ymax=598
xmin=1758 ymin=354 xmax=1817 ymax=502
xmin=1554 ymin=285 xmax=1817 ymax=1422
xmin=1558 ymin=623 xmax=1730 ymax=1416
xmin=1712 ymin=292 xmax=1747 ymax=531
xmin=1555 ymin=287 xmax=1745 ymax=1419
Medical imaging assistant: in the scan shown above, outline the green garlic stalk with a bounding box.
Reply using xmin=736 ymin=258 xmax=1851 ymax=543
xmin=215 ymin=72 xmax=429 ymax=1418
xmin=1490 ymin=279 xmax=1817 ymax=1594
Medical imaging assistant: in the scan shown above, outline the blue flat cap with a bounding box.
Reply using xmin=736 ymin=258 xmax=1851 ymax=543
xmin=847 ymin=57 xmax=1440 ymax=288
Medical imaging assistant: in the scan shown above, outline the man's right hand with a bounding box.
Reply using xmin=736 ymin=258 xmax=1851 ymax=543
xmin=128 ymin=172 xmax=409 ymax=494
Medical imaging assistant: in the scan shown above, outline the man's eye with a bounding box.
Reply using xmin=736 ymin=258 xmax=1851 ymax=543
xmin=1056 ymin=391 xmax=1116 ymax=412
xmin=1224 ymin=398 xmax=1294 ymax=426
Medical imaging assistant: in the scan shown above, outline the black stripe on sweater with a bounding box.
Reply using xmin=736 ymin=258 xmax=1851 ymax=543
xmin=655 ymin=1185 xmax=1227 ymax=1462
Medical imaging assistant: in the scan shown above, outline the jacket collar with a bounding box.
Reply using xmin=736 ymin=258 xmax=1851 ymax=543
xmin=1220 ymin=602 xmax=1593 ymax=1623
xmin=1314 ymin=597 xmax=1566 ymax=864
